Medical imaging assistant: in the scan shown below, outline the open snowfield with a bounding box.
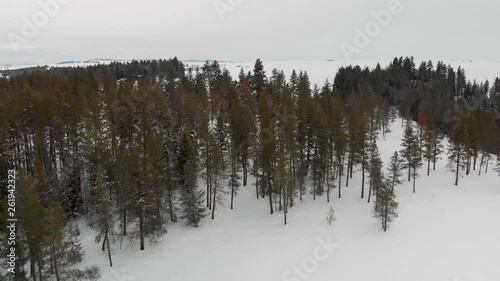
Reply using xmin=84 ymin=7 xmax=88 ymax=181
xmin=77 ymin=119 xmax=500 ymax=281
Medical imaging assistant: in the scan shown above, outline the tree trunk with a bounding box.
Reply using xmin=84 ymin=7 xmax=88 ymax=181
xmin=368 ymin=177 xmax=372 ymax=203
xmin=361 ymin=151 xmax=365 ymax=198
xmin=455 ymin=147 xmax=460 ymax=186
xmin=384 ymin=201 xmax=388 ymax=232
xmin=338 ymin=157 xmax=342 ymax=198
xmin=478 ymin=153 xmax=484 ymax=176
xmin=345 ymin=159 xmax=350 ymax=187
xmin=349 ymin=153 xmax=354 ymax=179
xmin=206 ymin=150 xmax=211 ymax=208
xmin=466 ymin=153 xmax=471 ymax=175
xmin=412 ymin=166 xmax=416 ymax=193
xmin=139 ymin=205 xmax=145 ymax=251
xmin=433 ymin=140 xmax=437 ymax=171
xmin=122 ymin=209 xmax=127 ymax=236
xmin=268 ymin=173 xmax=274 ymax=215
xmin=326 ymin=167 xmax=330 ymax=203
xmin=107 ymin=232 xmax=113 ymax=267
xmin=37 ymin=256 xmax=43 ymax=281
xmin=231 ymin=160 xmax=235 ymax=210
xmin=283 ymin=185 xmax=287 ymax=225
xmin=408 ymin=164 xmax=411 ymax=182
xmin=30 ymin=254 xmax=37 ymax=281
xmin=243 ymin=158 xmax=248 ymax=186
xmin=168 ymin=187 xmax=175 ymax=222
xmin=473 ymin=152 xmax=477 ymax=171
xmin=51 ymin=240 xmax=60 ymax=281
xmin=102 ymin=233 xmax=107 ymax=252
xmin=212 ymin=175 xmax=217 ymax=220
xmin=427 ymin=156 xmax=431 ymax=176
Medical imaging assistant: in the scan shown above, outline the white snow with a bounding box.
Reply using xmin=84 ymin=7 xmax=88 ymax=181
xmin=78 ymin=119 xmax=500 ymax=281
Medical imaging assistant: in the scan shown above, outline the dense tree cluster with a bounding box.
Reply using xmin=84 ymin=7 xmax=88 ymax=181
xmin=0 ymin=56 xmax=499 ymax=278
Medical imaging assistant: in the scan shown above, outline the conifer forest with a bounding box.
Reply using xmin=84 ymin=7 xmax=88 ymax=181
xmin=1 ymin=56 xmax=499 ymax=280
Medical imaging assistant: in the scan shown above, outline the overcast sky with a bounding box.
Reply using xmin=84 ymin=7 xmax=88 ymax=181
xmin=0 ymin=0 xmax=499 ymax=65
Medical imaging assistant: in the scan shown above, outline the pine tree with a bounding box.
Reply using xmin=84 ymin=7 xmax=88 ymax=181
xmin=368 ymin=142 xmax=383 ymax=204
xmin=251 ymin=59 xmax=267 ymax=95
xmin=18 ymin=169 xmax=47 ymax=281
xmin=346 ymin=108 xmax=364 ymax=188
xmin=275 ymin=151 xmax=291 ymax=225
xmin=447 ymin=123 xmax=468 ymax=186
xmin=331 ymin=99 xmax=347 ymax=198
xmin=228 ymin=143 xmax=241 ymax=210
xmin=92 ymin=166 xmax=115 ymax=267
xmin=258 ymin=92 xmax=276 ymax=214
xmin=400 ymin=122 xmax=422 ymax=193
xmin=387 ymin=152 xmax=404 ymax=192
xmin=209 ymin=131 xmax=225 ymax=220
xmin=422 ymin=116 xmax=443 ymax=175
xmin=373 ymin=179 xmax=399 ymax=232
xmin=431 ymin=130 xmax=445 ymax=171
xmin=44 ymin=205 xmax=88 ymax=281
xmin=178 ymin=129 xmax=206 ymax=227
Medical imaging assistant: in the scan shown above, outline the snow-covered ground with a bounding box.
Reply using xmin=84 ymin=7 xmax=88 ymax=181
xmin=77 ymin=119 xmax=500 ymax=281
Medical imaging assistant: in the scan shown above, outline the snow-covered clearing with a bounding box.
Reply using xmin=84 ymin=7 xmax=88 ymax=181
xmin=78 ymin=119 xmax=500 ymax=281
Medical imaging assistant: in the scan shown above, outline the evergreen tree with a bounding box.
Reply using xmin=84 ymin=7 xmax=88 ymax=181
xmin=422 ymin=116 xmax=443 ymax=175
xmin=275 ymin=151 xmax=291 ymax=225
xmin=373 ymin=179 xmax=398 ymax=232
xmin=387 ymin=152 xmax=404 ymax=192
xmin=92 ymin=166 xmax=115 ymax=267
xmin=258 ymin=92 xmax=276 ymax=214
xmin=209 ymin=131 xmax=225 ymax=220
xmin=178 ymin=129 xmax=206 ymax=227
xmin=331 ymin=99 xmax=347 ymax=198
xmin=400 ymin=122 xmax=422 ymax=192
xmin=368 ymin=143 xmax=383 ymax=204
xmin=447 ymin=123 xmax=468 ymax=186
xmin=251 ymin=59 xmax=267 ymax=95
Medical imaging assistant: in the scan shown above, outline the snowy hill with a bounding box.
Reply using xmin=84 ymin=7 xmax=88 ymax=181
xmin=77 ymin=119 xmax=500 ymax=281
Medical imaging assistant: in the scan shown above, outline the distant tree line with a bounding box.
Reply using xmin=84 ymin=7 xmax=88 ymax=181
xmin=0 ymin=56 xmax=499 ymax=279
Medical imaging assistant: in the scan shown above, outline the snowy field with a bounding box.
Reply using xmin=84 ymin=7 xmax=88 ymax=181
xmin=77 ymin=119 xmax=500 ymax=281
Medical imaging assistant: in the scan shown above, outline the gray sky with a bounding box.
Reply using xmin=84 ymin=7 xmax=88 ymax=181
xmin=1 ymin=0 xmax=499 ymax=65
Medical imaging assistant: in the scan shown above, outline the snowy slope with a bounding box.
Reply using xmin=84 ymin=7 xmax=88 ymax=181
xmin=77 ymin=119 xmax=500 ymax=281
